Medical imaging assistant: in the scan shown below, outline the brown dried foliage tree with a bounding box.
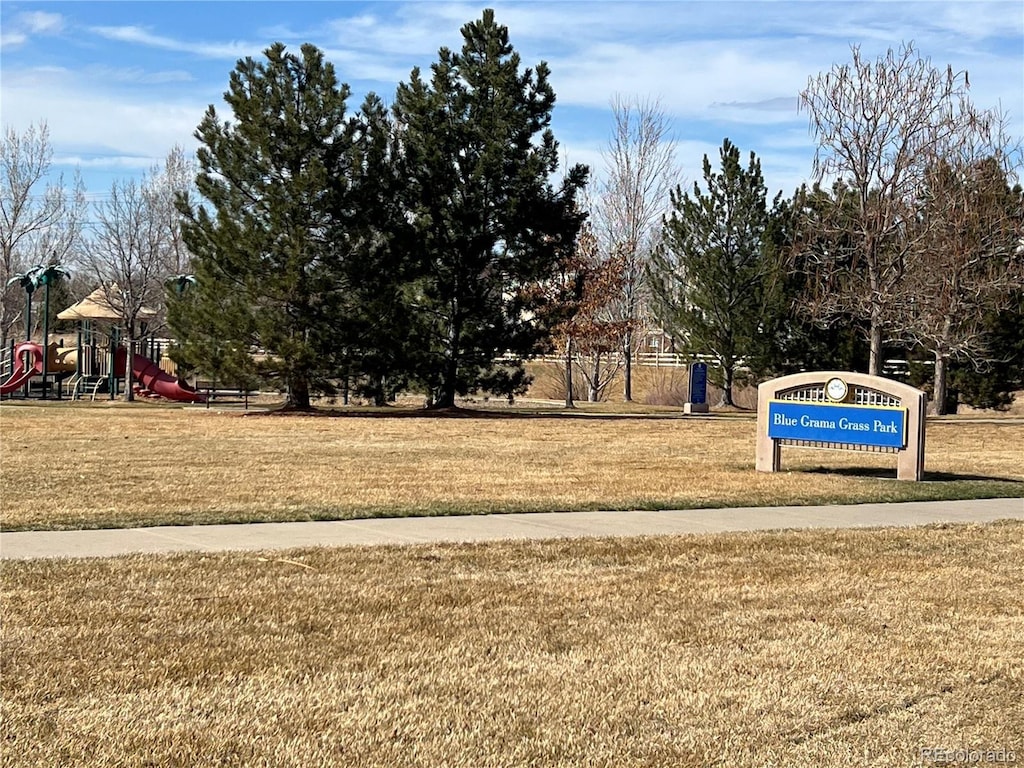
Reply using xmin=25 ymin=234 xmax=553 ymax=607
xmin=543 ymin=224 xmax=630 ymax=405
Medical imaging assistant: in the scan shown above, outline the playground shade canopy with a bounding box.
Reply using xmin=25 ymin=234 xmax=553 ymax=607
xmin=57 ymin=285 xmax=158 ymax=322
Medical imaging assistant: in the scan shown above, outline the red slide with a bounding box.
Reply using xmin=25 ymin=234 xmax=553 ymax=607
xmin=0 ymin=342 xmax=44 ymax=395
xmin=132 ymin=353 xmax=206 ymax=403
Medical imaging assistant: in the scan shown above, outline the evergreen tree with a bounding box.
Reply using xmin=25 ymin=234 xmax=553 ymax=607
xmin=648 ymin=139 xmax=781 ymax=406
xmin=175 ymin=43 xmax=358 ymax=409
xmin=759 ymin=183 xmax=870 ymax=376
xmin=393 ymin=9 xmax=587 ymax=408
xmin=335 ymin=95 xmax=416 ymax=405
xmin=949 ymin=289 xmax=1024 ymax=410
xmin=167 ymin=272 xmax=258 ymax=392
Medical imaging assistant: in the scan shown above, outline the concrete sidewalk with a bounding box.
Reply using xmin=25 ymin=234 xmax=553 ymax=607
xmin=1 ymin=498 xmax=1021 ymax=560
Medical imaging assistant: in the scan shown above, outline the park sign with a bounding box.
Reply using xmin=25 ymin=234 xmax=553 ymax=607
xmin=767 ymin=400 xmax=906 ymax=449
xmin=756 ymin=371 xmax=927 ymax=481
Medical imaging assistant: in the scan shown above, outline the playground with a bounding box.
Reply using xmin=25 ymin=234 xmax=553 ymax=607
xmin=1 ymin=286 xmax=203 ymax=403
xmin=1 ymin=339 xmax=204 ymax=402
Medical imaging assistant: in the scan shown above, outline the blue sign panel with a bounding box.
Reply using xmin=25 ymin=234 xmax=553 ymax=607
xmin=767 ymin=401 xmax=907 ymax=449
xmin=689 ymin=363 xmax=708 ymax=405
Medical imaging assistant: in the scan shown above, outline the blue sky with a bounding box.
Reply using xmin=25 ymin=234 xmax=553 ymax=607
xmin=2 ymin=0 xmax=1022 ymax=205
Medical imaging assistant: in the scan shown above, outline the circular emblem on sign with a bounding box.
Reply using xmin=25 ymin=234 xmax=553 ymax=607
xmin=825 ymin=377 xmax=849 ymax=402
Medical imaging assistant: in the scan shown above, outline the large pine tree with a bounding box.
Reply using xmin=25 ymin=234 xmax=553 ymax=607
xmin=649 ymin=139 xmax=781 ymax=406
xmin=333 ymin=94 xmax=417 ymax=405
xmin=393 ymin=9 xmax=587 ymax=408
xmin=175 ymin=43 xmax=358 ymax=409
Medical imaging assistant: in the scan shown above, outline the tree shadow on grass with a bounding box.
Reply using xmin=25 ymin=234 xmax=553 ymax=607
xmin=803 ymin=466 xmax=1024 ymax=483
xmin=249 ymin=404 xmax=705 ymax=421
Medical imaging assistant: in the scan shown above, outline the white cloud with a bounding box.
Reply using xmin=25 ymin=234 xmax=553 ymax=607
xmin=55 ymin=155 xmax=160 ymax=171
xmin=1 ymin=0 xmax=1019 ymax=202
xmin=548 ymin=39 xmax=813 ymax=122
xmin=82 ymin=65 xmax=195 ymax=86
xmin=21 ymin=11 xmax=65 ymax=35
xmin=927 ymin=1 xmax=1024 ymax=41
xmin=0 ymin=10 xmax=65 ymax=50
xmin=0 ymin=31 xmax=27 ymax=49
xmin=3 ymin=67 xmax=204 ymax=170
xmin=89 ymin=25 xmax=257 ymax=60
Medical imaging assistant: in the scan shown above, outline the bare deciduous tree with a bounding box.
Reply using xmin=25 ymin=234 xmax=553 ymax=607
xmin=1 ymin=121 xmax=86 ymax=348
xmin=151 ymin=144 xmax=196 ymax=277
xmin=89 ymin=177 xmax=165 ymax=400
xmin=594 ymin=95 xmax=680 ymax=400
xmin=904 ymin=117 xmax=1024 ymax=413
xmin=799 ymin=43 xmax=982 ymax=375
xmin=83 ymin=149 xmax=197 ymax=399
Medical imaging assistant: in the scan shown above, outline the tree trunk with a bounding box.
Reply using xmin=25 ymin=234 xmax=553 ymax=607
xmin=373 ymin=377 xmax=387 ymax=408
xmin=288 ymin=375 xmax=311 ymax=410
xmin=930 ymin=316 xmax=956 ymax=415
xmin=718 ymin=363 xmax=735 ymax=407
xmin=564 ymin=337 xmax=575 ymax=408
xmin=622 ymin=329 xmax=633 ymax=402
xmin=588 ymin=353 xmax=600 ymax=402
xmin=435 ymin=359 xmax=458 ymax=408
xmin=434 ymin=387 xmax=456 ymax=409
xmin=932 ymin=351 xmax=950 ymax=416
xmin=434 ymin=309 xmax=460 ymax=409
xmin=867 ymin=251 xmax=884 ymax=375
xmin=868 ymin=322 xmax=883 ymax=376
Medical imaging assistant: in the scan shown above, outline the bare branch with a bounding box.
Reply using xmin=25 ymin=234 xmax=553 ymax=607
xmin=1 ymin=121 xmax=87 ymax=345
xmin=797 ymin=42 xmax=994 ymax=375
xmin=592 ymin=95 xmax=682 ymax=400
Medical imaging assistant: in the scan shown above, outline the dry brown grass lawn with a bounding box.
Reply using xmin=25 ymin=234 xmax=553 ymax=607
xmin=0 ymin=402 xmax=1021 ymax=530
xmin=2 ymin=523 xmax=1021 ymax=766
